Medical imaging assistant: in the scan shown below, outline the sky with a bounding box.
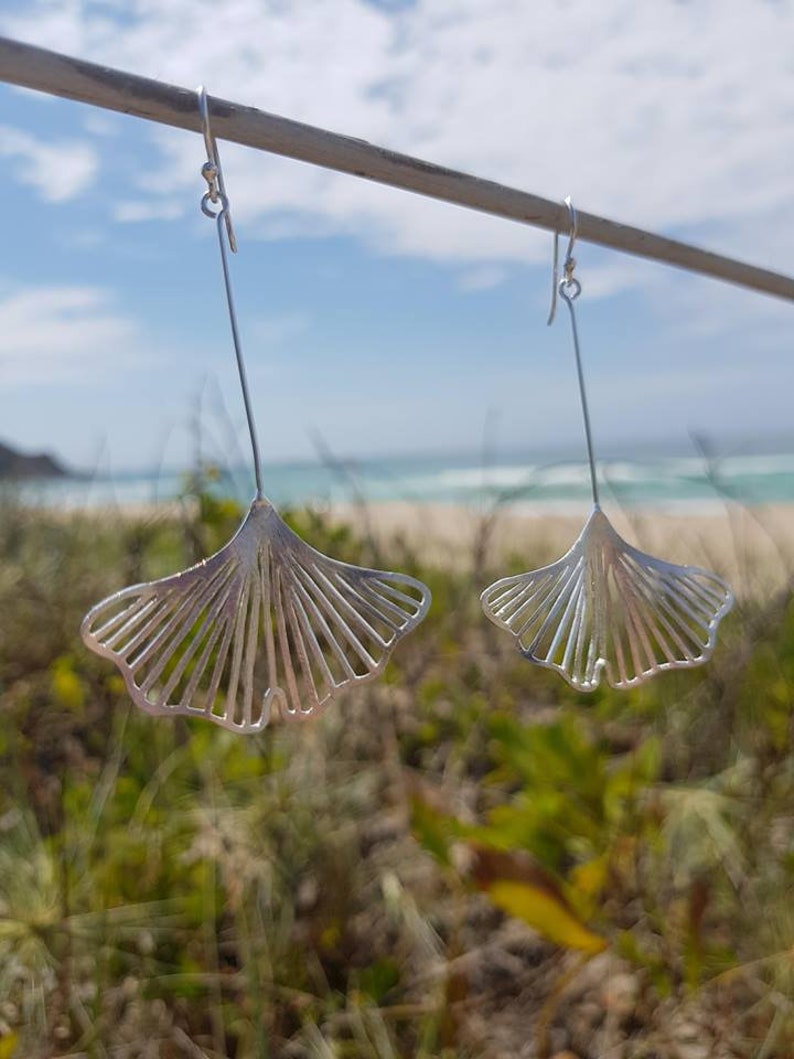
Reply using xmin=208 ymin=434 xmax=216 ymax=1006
xmin=0 ymin=0 xmax=792 ymax=476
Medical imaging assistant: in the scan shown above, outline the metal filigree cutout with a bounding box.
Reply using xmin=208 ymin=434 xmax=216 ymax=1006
xmin=481 ymin=506 xmax=733 ymax=691
xmin=81 ymin=91 xmax=431 ymax=729
xmin=82 ymin=499 xmax=430 ymax=730
xmin=482 ymin=199 xmax=734 ymax=690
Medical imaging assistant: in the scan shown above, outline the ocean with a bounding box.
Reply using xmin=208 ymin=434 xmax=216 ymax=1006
xmin=8 ymin=447 xmax=794 ymax=515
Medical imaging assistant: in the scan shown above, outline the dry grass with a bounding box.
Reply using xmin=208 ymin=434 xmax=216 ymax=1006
xmin=1 ymin=485 xmax=794 ymax=1058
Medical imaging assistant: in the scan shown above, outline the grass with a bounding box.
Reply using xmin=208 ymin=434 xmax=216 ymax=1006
xmin=1 ymin=480 xmax=794 ymax=1057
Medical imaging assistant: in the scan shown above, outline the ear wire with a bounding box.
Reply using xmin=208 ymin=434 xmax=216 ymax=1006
xmin=197 ymin=85 xmax=263 ymax=499
xmin=547 ymin=197 xmax=598 ymax=506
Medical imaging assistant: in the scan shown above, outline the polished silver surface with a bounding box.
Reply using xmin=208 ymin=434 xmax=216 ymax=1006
xmin=482 ymin=198 xmax=734 ymax=690
xmin=481 ymin=506 xmax=733 ymax=691
xmin=81 ymin=89 xmax=431 ymax=729
xmin=82 ymin=499 xmax=430 ymax=729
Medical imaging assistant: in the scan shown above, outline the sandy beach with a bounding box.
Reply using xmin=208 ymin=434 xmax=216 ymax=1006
xmin=29 ymin=494 xmax=794 ymax=600
xmin=328 ymin=500 xmax=794 ymax=599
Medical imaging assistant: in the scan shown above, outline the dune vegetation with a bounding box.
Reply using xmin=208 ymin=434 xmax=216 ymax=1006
xmin=1 ymin=476 xmax=794 ymax=1058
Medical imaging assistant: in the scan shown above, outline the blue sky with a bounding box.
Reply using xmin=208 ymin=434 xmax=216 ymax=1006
xmin=0 ymin=0 xmax=792 ymax=475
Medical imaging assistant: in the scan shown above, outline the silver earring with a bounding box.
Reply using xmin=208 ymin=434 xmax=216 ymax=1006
xmin=481 ymin=198 xmax=733 ymax=692
xmin=81 ymin=87 xmax=431 ymax=732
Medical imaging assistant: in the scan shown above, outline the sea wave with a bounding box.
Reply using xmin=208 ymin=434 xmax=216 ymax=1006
xmin=6 ymin=449 xmax=794 ymax=511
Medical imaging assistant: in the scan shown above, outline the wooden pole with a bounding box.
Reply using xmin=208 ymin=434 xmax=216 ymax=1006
xmin=0 ymin=35 xmax=792 ymax=303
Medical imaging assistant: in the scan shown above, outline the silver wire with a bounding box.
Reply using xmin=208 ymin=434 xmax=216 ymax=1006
xmin=558 ymin=278 xmax=599 ymax=507
xmin=546 ymin=195 xmax=578 ymax=325
xmin=548 ymin=197 xmax=599 ymax=506
xmin=213 ymin=208 xmax=264 ymax=499
xmin=197 ymin=86 xmax=263 ymax=499
xmin=198 ymin=86 xmax=236 ymax=252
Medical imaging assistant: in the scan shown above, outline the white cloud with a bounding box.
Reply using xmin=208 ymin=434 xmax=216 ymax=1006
xmin=113 ymin=199 xmax=186 ymax=222
xmin=249 ymin=312 xmax=311 ymax=348
xmin=0 ymin=124 xmax=98 ymax=202
xmin=575 ymin=257 xmax=661 ymax=301
xmin=659 ymin=270 xmax=793 ymax=345
xmin=457 ymin=265 xmax=509 ymax=292
xmin=0 ymin=285 xmax=140 ymax=384
xmin=82 ymin=112 xmax=121 ymax=138
xmin=1 ymin=0 xmax=792 ymax=284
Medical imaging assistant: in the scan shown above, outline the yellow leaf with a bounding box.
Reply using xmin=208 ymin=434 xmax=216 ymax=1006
xmin=319 ymin=923 xmax=341 ymax=951
xmin=570 ymin=853 xmax=610 ymax=903
xmin=50 ymin=655 xmax=85 ymax=712
xmin=488 ymin=881 xmax=606 ymax=954
xmin=0 ymin=1034 xmax=19 ymax=1059
xmin=469 ymin=844 xmax=606 ymax=955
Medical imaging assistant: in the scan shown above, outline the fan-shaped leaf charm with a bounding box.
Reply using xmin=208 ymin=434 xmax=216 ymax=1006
xmin=481 ymin=506 xmax=733 ymax=691
xmin=82 ymin=499 xmax=431 ymax=730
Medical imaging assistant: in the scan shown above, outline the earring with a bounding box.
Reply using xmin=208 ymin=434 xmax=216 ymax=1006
xmin=481 ymin=198 xmax=733 ymax=692
xmin=81 ymin=87 xmax=431 ymax=732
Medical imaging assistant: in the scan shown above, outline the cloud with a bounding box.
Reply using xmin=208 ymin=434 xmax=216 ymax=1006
xmin=2 ymin=0 xmax=792 ymax=284
xmin=457 ymin=265 xmax=510 ymax=292
xmin=0 ymin=124 xmax=98 ymax=202
xmin=113 ymin=199 xmax=186 ymax=223
xmin=249 ymin=312 xmax=311 ymax=349
xmin=0 ymin=285 xmax=141 ymax=385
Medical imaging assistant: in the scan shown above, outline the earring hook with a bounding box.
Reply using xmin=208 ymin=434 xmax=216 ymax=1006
xmin=546 ymin=195 xmax=578 ymax=325
xmin=196 ymin=85 xmax=261 ymax=497
xmin=198 ymin=85 xmax=237 ymax=253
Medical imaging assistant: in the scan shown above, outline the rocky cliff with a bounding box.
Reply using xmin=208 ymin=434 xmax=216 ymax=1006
xmin=0 ymin=441 xmax=68 ymax=479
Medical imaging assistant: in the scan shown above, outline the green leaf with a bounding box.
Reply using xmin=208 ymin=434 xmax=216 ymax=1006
xmin=410 ymin=795 xmax=462 ymax=868
xmin=358 ymin=956 xmax=401 ymax=1002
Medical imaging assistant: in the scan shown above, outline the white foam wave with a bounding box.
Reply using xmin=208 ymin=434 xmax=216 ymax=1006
xmin=717 ymin=453 xmax=794 ymax=477
xmin=401 ymin=465 xmax=535 ymax=492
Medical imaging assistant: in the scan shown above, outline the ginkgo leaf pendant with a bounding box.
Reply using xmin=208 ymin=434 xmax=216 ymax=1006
xmin=481 ymin=506 xmax=733 ymax=692
xmin=82 ymin=498 xmax=431 ymax=731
